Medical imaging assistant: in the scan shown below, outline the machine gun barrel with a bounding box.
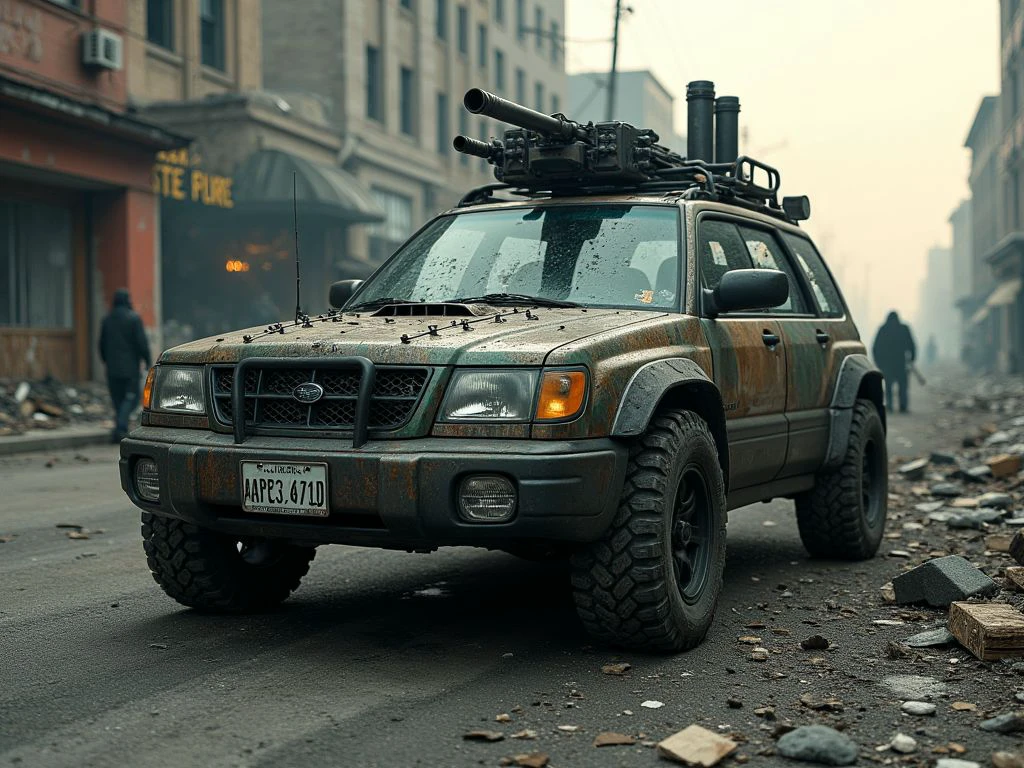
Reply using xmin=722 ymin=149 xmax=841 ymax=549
xmin=463 ymin=88 xmax=582 ymax=140
xmin=452 ymin=135 xmax=502 ymax=160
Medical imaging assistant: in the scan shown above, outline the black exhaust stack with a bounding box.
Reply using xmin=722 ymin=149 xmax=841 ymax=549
xmin=686 ymin=80 xmax=715 ymax=162
xmin=714 ymin=96 xmax=740 ymax=164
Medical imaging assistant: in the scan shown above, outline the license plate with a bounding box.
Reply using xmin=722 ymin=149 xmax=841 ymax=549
xmin=240 ymin=461 xmax=329 ymax=517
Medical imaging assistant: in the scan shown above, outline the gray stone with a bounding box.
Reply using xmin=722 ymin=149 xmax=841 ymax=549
xmin=931 ymin=482 xmax=963 ymax=498
xmin=901 ymin=701 xmax=936 ymax=716
xmin=881 ymin=674 xmax=948 ymax=700
xmin=903 ymin=627 xmax=957 ymax=648
xmin=889 ymin=733 xmax=917 ymax=754
xmin=1015 ymin=691 xmax=1024 ymax=702
xmin=930 ymin=452 xmax=960 ymax=466
xmin=935 ymin=760 xmax=980 ymax=768
xmin=916 ymin=501 xmax=947 ymax=514
xmin=965 ymin=465 xmax=994 ymax=482
xmin=891 ymin=555 xmax=999 ymax=607
xmin=776 ymin=725 xmax=858 ymax=766
xmin=928 ymin=509 xmax=957 ymax=523
xmin=947 ymin=509 xmax=1005 ymax=529
xmin=1013 ymin=663 xmax=1024 ymax=676
xmin=979 ymin=491 xmax=1015 ymax=510
xmin=986 ymin=431 xmax=1014 ymax=446
xmin=899 ymin=458 xmax=929 ymax=480
xmin=980 ymin=712 xmax=1024 ymax=733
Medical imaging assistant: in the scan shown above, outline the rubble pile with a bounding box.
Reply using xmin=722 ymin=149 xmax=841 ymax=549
xmin=0 ymin=378 xmax=111 ymax=436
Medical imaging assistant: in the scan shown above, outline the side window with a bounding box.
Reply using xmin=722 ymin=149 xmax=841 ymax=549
xmin=697 ymin=219 xmax=752 ymax=291
xmin=782 ymin=233 xmax=844 ymax=317
xmin=737 ymin=225 xmax=807 ymax=314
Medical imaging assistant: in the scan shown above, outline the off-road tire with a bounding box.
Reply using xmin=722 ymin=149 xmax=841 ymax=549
xmin=570 ymin=410 xmax=727 ymax=652
xmin=795 ymin=398 xmax=887 ymax=560
xmin=142 ymin=513 xmax=316 ymax=612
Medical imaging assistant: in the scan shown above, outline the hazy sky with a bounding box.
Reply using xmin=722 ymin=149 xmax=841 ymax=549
xmin=565 ymin=0 xmax=999 ymax=335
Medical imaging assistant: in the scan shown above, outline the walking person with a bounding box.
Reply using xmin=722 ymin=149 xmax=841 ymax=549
xmin=99 ymin=288 xmax=152 ymax=442
xmin=872 ymin=310 xmax=917 ymax=414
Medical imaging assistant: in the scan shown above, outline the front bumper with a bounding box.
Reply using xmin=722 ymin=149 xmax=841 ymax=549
xmin=119 ymin=428 xmax=628 ymax=548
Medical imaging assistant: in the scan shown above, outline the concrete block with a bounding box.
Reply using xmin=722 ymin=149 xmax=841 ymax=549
xmin=891 ymin=555 xmax=998 ymax=607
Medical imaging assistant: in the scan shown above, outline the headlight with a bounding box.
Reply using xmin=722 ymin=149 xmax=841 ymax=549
xmin=440 ymin=369 xmax=538 ymax=421
xmin=152 ymin=366 xmax=206 ymax=414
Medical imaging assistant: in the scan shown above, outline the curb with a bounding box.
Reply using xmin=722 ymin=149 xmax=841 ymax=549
xmin=0 ymin=429 xmax=112 ymax=457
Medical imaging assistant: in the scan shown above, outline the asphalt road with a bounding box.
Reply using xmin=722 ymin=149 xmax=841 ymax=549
xmin=2 ymin=385 xmax=1022 ymax=768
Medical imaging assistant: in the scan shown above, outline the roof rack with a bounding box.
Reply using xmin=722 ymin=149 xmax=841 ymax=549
xmin=452 ymin=82 xmax=810 ymax=223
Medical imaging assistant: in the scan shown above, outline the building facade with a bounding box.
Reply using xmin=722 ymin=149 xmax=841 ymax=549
xmin=568 ymin=70 xmax=685 ymax=151
xmin=916 ymin=246 xmax=954 ymax=363
xmin=262 ymin=0 xmax=568 ymax=276
xmin=0 ymin=0 xmax=184 ymax=381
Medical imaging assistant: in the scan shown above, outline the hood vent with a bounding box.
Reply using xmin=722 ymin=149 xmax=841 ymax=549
xmin=371 ymin=303 xmax=479 ymax=317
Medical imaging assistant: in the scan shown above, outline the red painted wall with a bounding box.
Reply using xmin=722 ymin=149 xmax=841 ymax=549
xmin=93 ymin=189 xmax=158 ymax=327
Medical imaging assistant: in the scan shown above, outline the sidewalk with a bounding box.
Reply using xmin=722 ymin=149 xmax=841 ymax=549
xmin=0 ymin=425 xmax=112 ymax=457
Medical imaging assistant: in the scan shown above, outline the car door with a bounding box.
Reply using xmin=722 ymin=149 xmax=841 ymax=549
xmin=696 ymin=216 xmax=789 ymax=490
xmin=736 ymin=224 xmax=827 ymax=478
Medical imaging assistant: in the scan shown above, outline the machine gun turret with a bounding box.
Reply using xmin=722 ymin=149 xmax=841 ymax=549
xmin=453 ymin=81 xmax=811 ymax=223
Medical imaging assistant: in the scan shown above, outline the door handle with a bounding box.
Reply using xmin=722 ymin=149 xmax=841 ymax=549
xmin=762 ymin=331 xmax=780 ymax=348
xmin=815 ymin=329 xmax=831 ymax=345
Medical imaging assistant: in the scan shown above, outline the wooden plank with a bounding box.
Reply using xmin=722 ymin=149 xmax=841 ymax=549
xmin=949 ymin=601 xmax=1024 ymax=661
xmin=1005 ymin=566 xmax=1024 ymax=592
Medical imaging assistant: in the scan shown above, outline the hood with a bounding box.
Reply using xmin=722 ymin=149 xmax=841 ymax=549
xmin=160 ymin=307 xmax=667 ymax=367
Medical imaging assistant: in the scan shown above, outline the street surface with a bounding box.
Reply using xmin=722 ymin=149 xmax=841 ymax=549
xmin=1 ymin=383 xmax=1022 ymax=768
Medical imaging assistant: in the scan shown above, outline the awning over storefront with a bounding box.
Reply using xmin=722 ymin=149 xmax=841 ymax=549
xmin=986 ymin=278 xmax=1022 ymax=308
xmin=232 ymin=149 xmax=384 ymax=224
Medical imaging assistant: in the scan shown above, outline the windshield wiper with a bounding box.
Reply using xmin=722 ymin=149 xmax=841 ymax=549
xmin=346 ymin=297 xmax=420 ymax=311
xmin=447 ymin=293 xmax=580 ymax=308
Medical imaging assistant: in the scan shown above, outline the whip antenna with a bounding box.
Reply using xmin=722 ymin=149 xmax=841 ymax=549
xmin=292 ymin=171 xmax=301 ymax=323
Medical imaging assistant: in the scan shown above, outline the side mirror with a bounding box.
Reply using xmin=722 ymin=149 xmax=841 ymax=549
xmin=705 ymin=269 xmax=789 ymax=317
xmin=329 ymin=279 xmax=363 ymax=309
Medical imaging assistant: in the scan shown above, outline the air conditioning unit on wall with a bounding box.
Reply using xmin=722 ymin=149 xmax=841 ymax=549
xmin=82 ymin=29 xmax=124 ymax=71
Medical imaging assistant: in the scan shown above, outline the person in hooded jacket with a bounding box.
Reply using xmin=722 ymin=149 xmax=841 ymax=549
xmin=99 ymin=289 xmax=152 ymax=442
xmin=872 ymin=310 xmax=916 ymax=414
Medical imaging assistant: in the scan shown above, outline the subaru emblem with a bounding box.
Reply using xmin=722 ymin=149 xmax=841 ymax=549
xmin=292 ymin=382 xmax=324 ymax=404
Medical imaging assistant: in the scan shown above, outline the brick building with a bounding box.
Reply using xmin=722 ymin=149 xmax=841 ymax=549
xmin=0 ymin=0 xmax=184 ymax=381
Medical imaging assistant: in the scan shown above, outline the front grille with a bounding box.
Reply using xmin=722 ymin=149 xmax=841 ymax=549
xmin=211 ymin=365 xmax=429 ymax=432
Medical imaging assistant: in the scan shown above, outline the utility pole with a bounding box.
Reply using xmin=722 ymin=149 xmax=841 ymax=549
xmin=605 ymin=0 xmax=623 ymax=121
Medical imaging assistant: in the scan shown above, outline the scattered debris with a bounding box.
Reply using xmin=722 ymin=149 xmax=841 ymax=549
xmin=949 ymin=601 xmax=1024 ymax=661
xmin=601 ymin=662 xmax=631 ymax=676
xmin=799 ymin=634 xmax=830 ymax=651
xmin=889 ymin=733 xmax=917 ymax=754
xmin=1005 ymin=566 xmax=1024 ymax=591
xmin=657 ymin=724 xmax=737 ymax=767
xmin=979 ymin=712 xmax=1024 ymax=733
xmin=495 ymin=713 xmax=512 ymax=723
xmin=775 ymin=725 xmax=858 ymax=766
xmin=799 ymin=693 xmax=843 ymax=712
xmin=1010 ymin=531 xmax=1024 ymax=565
xmin=988 ymin=454 xmax=1022 ymax=478
xmin=593 ymin=732 xmax=635 ymax=747
xmin=556 ymin=725 xmax=579 ymax=732
xmin=880 ymin=582 xmax=896 ymax=603
xmin=148 ymin=643 xmax=168 ymax=650
xmin=750 ymin=647 xmax=770 ymax=662
xmin=979 ymin=491 xmax=1015 ymax=509
xmin=0 ymin=534 xmax=16 ymax=543
xmin=508 ymin=753 xmax=549 ymax=768
xmin=640 ymin=700 xmax=664 ymax=709
xmin=727 ymin=698 xmax=743 ymax=709
xmin=903 ymin=627 xmax=957 ymax=648
xmin=988 ymin=534 xmax=1015 ymax=552
xmin=737 ymin=635 xmax=762 ymax=644
xmin=66 ymin=530 xmax=90 ymax=540
xmin=901 ymin=701 xmax=937 ymax=716
xmin=950 ymin=701 xmax=977 ymax=711
xmin=948 ymin=509 xmax=1005 ymax=529
xmin=510 ymin=730 xmax=537 ymax=740
xmin=992 ymin=752 xmax=1024 ymax=768
xmin=899 ymin=458 xmax=929 ymax=480
xmin=891 ymin=555 xmax=999 ymax=607
xmin=934 ymin=759 xmax=980 ymax=768
xmin=464 ymin=730 xmax=505 ymax=742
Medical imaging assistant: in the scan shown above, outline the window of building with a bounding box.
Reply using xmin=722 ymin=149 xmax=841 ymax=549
xmin=515 ymin=67 xmax=526 ymax=103
xmin=551 ymin=93 xmax=560 ymax=114
xmin=437 ymin=91 xmax=450 ymax=154
xmin=550 ymin=20 xmax=560 ymax=64
xmin=534 ymin=81 xmax=544 ymax=112
xmin=495 ymin=0 xmax=505 ymax=24
xmin=366 ymin=46 xmax=383 ymax=121
xmin=400 ymin=0 xmax=413 ymax=9
xmin=400 ymin=67 xmax=416 ymax=136
xmin=477 ymin=24 xmax=487 ymax=69
xmin=200 ymin=0 xmax=225 ymax=70
xmin=436 ymin=0 xmax=448 ymax=39
xmin=534 ymin=5 xmax=543 ymax=51
xmin=46 ymin=0 xmax=82 ymax=9
xmin=516 ymin=0 xmax=526 ymax=42
xmin=782 ymin=232 xmax=845 ymax=317
xmin=494 ymin=49 xmax=506 ymax=91
xmin=459 ymin=109 xmax=470 ymax=166
xmin=457 ymin=5 xmax=469 ymax=54
xmin=146 ymin=0 xmax=174 ymax=50
xmin=0 ymin=201 xmax=73 ymax=329
xmin=369 ymin=190 xmax=414 ymax=265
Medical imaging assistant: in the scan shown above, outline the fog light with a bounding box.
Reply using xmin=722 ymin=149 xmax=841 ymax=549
xmin=134 ymin=458 xmax=160 ymax=502
xmin=458 ymin=475 xmax=516 ymax=522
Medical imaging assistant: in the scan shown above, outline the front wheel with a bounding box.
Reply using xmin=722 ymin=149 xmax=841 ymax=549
xmin=570 ymin=410 xmax=727 ymax=652
xmin=795 ymin=398 xmax=887 ymax=560
xmin=142 ymin=513 xmax=316 ymax=612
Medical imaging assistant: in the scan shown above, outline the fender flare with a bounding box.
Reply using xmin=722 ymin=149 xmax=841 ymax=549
xmin=611 ymin=358 xmax=730 ymax=484
xmin=823 ymin=354 xmax=885 ymax=469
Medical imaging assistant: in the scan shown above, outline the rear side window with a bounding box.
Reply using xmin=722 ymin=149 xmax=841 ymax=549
xmin=697 ymin=219 xmax=752 ymax=290
xmin=737 ymin=225 xmax=807 ymax=314
xmin=783 ymin=233 xmax=844 ymax=317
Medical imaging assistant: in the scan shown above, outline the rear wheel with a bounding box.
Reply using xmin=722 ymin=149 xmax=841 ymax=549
xmin=142 ymin=513 xmax=316 ymax=612
xmin=570 ymin=410 xmax=727 ymax=652
xmin=795 ymin=398 xmax=887 ymax=559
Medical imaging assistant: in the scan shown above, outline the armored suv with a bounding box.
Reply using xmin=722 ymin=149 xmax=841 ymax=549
xmin=120 ymin=83 xmax=887 ymax=651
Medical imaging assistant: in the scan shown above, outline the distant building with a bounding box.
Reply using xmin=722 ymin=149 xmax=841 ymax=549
xmin=948 ymin=199 xmax=972 ymax=360
xmin=0 ymin=0 xmax=184 ymax=381
xmin=916 ymin=246 xmax=954 ymax=361
xmin=568 ymin=70 xmax=685 ymax=151
xmin=262 ymin=0 xmax=569 ymax=274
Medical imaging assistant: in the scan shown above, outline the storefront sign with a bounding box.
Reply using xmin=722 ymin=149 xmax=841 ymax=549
xmin=153 ymin=148 xmax=234 ymax=209
xmin=0 ymin=1 xmax=43 ymax=62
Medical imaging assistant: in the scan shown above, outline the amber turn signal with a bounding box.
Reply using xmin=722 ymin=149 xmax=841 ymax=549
xmin=142 ymin=367 xmax=156 ymax=410
xmin=535 ymin=371 xmax=586 ymax=421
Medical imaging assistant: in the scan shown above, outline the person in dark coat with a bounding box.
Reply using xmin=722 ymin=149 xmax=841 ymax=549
xmin=99 ymin=289 xmax=152 ymax=442
xmin=872 ymin=310 xmax=916 ymax=414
